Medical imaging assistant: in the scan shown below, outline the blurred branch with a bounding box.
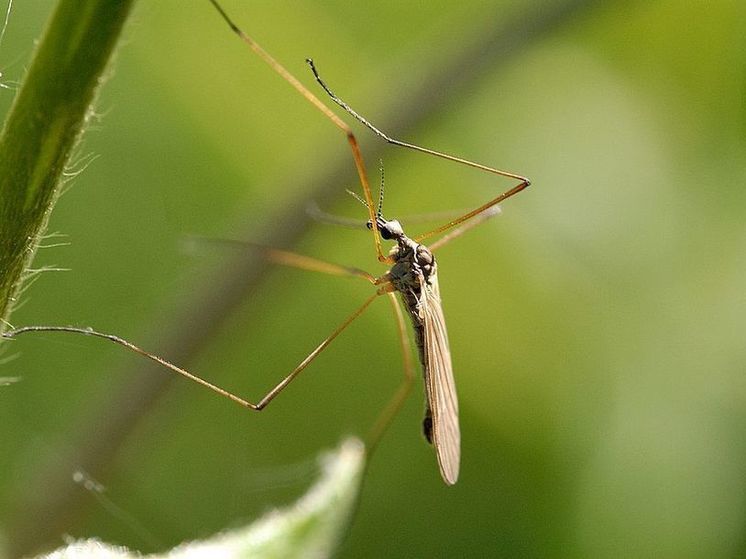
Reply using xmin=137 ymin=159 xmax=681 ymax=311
xmin=8 ymin=0 xmax=606 ymax=555
xmin=0 ymin=0 xmax=135 ymax=329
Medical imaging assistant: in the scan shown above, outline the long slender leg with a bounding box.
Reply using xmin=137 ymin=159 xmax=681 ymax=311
xmin=366 ymin=292 xmax=415 ymax=451
xmin=185 ymin=236 xmax=377 ymax=283
xmin=415 ymin=180 xmax=528 ymax=242
xmin=306 ymin=60 xmax=531 ymax=241
xmin=2 ymin=293 xmax=381 ymax=412
xmin=428 ymin=204 xmax=502 ymax=252
xmin=206 ymin=0 xmax=387 ymax=262
xmin=307 ymin=58 xmax=529 ymax=183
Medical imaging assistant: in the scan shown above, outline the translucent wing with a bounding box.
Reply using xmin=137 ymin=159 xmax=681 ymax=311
xmin=421 ymin=275 xmax=460 ymax=485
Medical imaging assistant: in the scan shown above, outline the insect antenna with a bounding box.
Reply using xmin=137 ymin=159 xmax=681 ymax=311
xmin=377 ymin=160 xmax=385 ymax=219
xmin=345 ymin=188 xmax=370 ymax=210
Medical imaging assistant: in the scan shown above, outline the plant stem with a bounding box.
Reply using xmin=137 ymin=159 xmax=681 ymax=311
xmin=0 ymin=0 xmax=136 ymax=329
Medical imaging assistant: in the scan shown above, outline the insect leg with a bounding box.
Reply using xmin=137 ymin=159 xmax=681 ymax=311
xmin=2 ymin=292 xmax=381 ymax=412
xmin=305 ymin=60 xmax=530 ymax=243
xmin=206 ymin=0 xmax=388 ymax=262
xmin=244 ymin=292 xmax=381 ymax=410
xmin=427 ymin=204 xmax=502 ymax=252
xmin=414 ymin=180 xmax=528 ymax=243
xmin=366 ymin=292 xmax=415 ymax=451
xmin=185 ymin=236 xmax=377 ymax=283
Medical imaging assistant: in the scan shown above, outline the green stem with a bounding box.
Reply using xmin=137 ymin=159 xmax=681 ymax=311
xmin=0 ymin=0 xmax=136 ymax=329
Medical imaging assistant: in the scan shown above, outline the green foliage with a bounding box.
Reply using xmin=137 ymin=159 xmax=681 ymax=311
xmin=35 ymin=439 xmax=365 ymax=559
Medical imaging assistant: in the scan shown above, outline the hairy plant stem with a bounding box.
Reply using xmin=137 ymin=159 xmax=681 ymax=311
xmin=0 ymin=0 xmax=135 ymax=330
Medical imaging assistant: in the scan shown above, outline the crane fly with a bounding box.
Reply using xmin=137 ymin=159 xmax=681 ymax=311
xmin=1 ymin=0 xmax=530 ymax=485
xmin=375 ymin=211 xmax=460 ymax=482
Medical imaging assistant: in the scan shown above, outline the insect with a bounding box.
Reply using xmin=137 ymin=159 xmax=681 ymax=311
xmin=1 ymin=0 xmax=530 ymax=485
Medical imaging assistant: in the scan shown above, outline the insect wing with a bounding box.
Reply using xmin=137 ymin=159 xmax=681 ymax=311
xmin=422 ymin=276 xmax=460 ymax=485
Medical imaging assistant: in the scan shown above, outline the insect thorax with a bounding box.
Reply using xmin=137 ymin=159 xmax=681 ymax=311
xmin=387 ymin=237 xmax=436 ymax=296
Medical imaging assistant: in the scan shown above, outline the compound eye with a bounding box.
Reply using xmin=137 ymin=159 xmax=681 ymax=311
xmin=366 ymin=220 xmax=373 ymax=230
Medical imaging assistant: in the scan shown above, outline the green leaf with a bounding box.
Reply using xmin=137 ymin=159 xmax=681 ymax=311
xmin=37 ymin=438 xmax=366 ymax=559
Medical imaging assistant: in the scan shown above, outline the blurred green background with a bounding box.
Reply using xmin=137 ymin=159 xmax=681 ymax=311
xmin=1 ymin=0 xmax=745 ymax=557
